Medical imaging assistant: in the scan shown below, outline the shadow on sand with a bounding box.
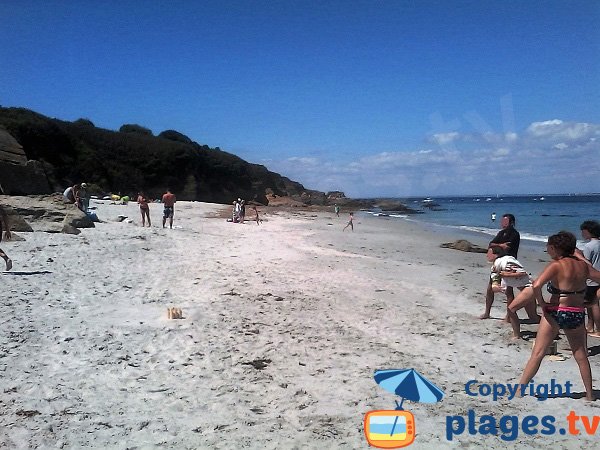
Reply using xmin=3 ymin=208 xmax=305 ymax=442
xmin=2 ymin=270 xmax=52 ymax=276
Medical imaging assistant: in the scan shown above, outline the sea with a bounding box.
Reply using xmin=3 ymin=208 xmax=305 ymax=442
xmin=365 ymin=194 xmax=600 ymax=248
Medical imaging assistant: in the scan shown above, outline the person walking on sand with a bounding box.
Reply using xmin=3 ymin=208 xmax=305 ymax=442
xmin=137 ymin=191 xmax=151 ymax=227
xmin=480 ymin=214 xmax=539 ymax=322
xmin=334 ymin=204 xmax=340 ymax=217
xmin=343 ymin=212 xmax=354 ymax=232
xmin=576 ymin=220 xmax=600 ymax=337
xmin=510 ymin=231 xmax=600 ymax=401
xmin=162 ymin=188 xmax=176 ymax=229
xmin=253 ymin=206 xmax=262 ymax=225
xmin=0 ymin=205 xmax=13 ymax=271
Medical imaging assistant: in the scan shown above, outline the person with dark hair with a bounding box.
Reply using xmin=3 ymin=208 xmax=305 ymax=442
xmin=137 ymin=192 xmax=151 ymax=227
xmin=576 ymin=220 xmax=600 ymax=336
xmin=0 ymin=205 xmax=12 ymax=271
xmin=343 ymin=212 xmax=354 ymax=232
xmin=510 ymin=231 xmax=600 ymax=401
xmin=162 ymin=188 xmax=176 ymax=229
xmin=63 ymin=183 xmax=80 ymax=204
xmin=480 ymin=214 xmax=538 ymax=322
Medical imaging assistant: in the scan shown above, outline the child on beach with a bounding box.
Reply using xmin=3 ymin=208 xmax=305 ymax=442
xmin=486 ymin=247 xmax=534 ymax=339
xmin=489 ymin=247 xmax=532 ymax=294
xmin=343 ymin=212 xmax=354 ymax=232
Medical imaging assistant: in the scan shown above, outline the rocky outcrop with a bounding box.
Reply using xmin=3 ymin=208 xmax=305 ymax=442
xmin=440 ymin=240 xmax=487 ymax=253
xmin=0 ymin=195 xmax=94 ymax=233
xmin=0 ymin=128 xmax=52 ymax=195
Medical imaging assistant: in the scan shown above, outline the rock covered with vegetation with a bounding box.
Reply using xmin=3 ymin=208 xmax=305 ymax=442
xmin=0 ymin=107 xmax=326 ymax=205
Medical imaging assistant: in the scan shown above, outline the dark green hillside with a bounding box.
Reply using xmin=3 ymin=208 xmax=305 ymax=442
xmin=0 ymin=107 xmax=326 ymax=204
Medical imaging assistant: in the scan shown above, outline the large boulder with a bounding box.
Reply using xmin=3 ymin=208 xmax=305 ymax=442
xmin=440 ymin=240 xmax=487 ymax=253
xmin=0 ymin=194 xmax=94 ymax=233
xmin=0 ymin=128 xmax=52 ymax=195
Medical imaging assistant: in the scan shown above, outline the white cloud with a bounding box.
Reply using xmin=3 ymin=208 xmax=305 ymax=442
xmin=430 ymin=132 xmax=460 ymax=145
xmin=265 ymin=119 xmax=600 ymax=197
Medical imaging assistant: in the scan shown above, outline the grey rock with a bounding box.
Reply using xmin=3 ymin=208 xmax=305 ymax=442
xmin=61 ymin=224 xmax=81 ymax=235
xmin=440 ymin=239 xmax=487 ymax=253
xmin=1 ymin=194 xmax=95 ymax=232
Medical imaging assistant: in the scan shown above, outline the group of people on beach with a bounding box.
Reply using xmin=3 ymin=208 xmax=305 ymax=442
xmin=136 ymin=188 xmax=177 ymax=229
xmin=481 ymin=213 xmax=600 ymax=401
xmin=333 ymin=204 xmax=355 ymax=231
xmin=230 ymin=198 xmax=261 ymax=225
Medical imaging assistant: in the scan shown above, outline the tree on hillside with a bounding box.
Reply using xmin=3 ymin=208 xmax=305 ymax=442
xmin=119 ymin=124 xmax=153 ymax=136
xmin=158 ymin=130 xmax=192 ymax=144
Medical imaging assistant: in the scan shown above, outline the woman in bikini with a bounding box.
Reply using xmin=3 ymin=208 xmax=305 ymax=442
xmin=137 ymin=192 xmax=151 ymax=227
xmin=510 ymin=231 xmax=600 ymax=401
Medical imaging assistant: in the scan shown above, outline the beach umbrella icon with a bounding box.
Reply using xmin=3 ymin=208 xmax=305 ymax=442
xmin=374 ymin=369 xmax=444 ymax=410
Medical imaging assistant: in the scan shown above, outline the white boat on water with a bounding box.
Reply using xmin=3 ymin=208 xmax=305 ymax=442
xmin=540 ymin=197 xmax=545 ymax=201
xmin=485 ymin=198 xmax=492 ymax=201
xmin=422 ymin=198 xmax=434 ymax=203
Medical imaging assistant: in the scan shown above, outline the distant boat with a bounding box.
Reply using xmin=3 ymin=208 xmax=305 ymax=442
xmin=485 ymin=198 xmax=492 ymax=201
xmin=422 ymin=198 xmax=434 ymax=203
xmin=540 ymin=197 xmax=545 ymax=201
xmin=473 ymin=198 xmax=481 ymax=202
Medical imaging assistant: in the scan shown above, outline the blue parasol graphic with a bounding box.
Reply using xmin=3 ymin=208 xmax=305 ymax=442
xmin=374 ymin=368 xmax=444 ymax=410
xmin=374 ymin=368 xmax=444 ymax=436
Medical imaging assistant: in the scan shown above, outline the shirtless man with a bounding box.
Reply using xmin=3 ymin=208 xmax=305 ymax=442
xmin=0 ymin=205 xmax=13 ymax=271
xmin=162 ymin=188 xmax=176 ymax=229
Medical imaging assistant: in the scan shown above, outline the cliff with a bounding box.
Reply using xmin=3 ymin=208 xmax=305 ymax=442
xmin=0 ymin=107 xmax=327 ymax=205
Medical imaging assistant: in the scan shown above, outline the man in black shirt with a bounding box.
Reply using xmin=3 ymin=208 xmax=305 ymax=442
xmin=480 ymin=214 xmax=538 ymax=321
xmin=488 ymin=214 xmax=520 ymax=258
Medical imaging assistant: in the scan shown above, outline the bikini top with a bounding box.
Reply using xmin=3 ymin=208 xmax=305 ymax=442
xmin=546 ymin=281 xmax=586 ymax=296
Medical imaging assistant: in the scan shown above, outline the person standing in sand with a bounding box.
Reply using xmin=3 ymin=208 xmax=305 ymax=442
xmin=480 ymin=214 xmax=538 ymax=322
xmin=76 ymin=183 xmax=88 ymax=212
xmin=0 ymin=205 xmax=13 ymax=271
xmin=576 ymin=220 xmax=600 ymax=336
xmin=343 ymin=212 xmax=354 ymax=232
xmin=334 ymin=204 xmax=340 ymax=217
xmin=510 ymin=231 xmax=600 ymax=401
xmin=253 ymin=206 xmax=262 ymax=225
xmin=162 ymin=188 xmax=176 ymax=229
xmin=137 ymin=192 xmax=151 ymax=227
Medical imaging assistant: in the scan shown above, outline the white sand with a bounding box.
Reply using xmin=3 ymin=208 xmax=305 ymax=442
xmin=1 ymin=200 xmax=599 ymax=449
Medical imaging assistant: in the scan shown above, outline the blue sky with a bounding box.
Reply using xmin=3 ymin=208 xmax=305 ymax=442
xmin=1 ymin=0 xmax=599 ymax=197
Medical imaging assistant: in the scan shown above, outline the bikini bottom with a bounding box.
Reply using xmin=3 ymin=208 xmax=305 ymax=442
xmin=543 ymin=305 xmax=585 ymax=330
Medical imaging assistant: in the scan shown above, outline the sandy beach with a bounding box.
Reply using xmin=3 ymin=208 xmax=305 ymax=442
xmin=1 ymin=200 xmax=599 ymax=449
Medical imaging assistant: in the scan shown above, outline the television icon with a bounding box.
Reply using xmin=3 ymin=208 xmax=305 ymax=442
xmin=364 ymin=410 xmax=415 ymax=448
